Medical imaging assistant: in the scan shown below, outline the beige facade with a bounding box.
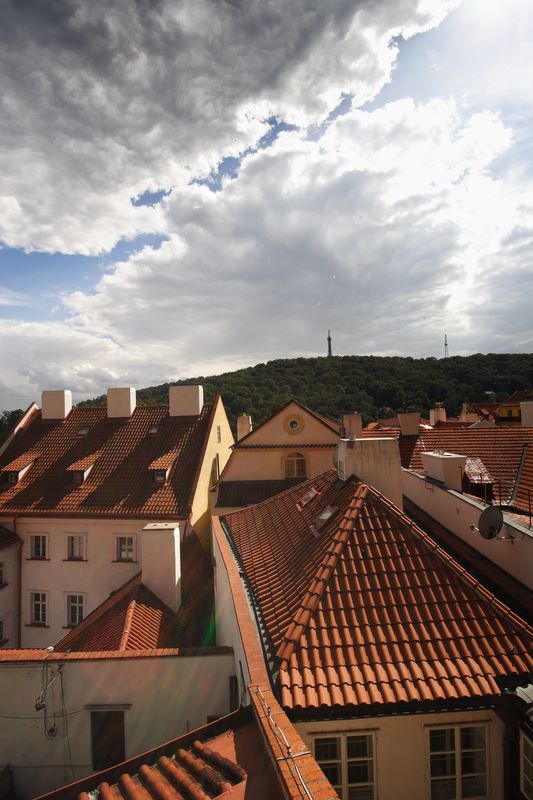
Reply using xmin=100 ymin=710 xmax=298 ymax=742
xmin=0 ymin=650 xmax=235 ymax=799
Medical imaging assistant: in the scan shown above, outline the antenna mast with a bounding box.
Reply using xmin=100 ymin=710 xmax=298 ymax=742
xmin=327 ymin=330 xmax=332 ymax=358
xmin=444 ymin=333 xmax=449 ymax=359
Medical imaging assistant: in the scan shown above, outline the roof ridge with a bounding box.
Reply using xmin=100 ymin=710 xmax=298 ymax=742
xmin=365 ymin=486 xmax=533 ymax=640
xmin=185 ymin=395 xmax=220 ymax=514
xmin=276 ymin=483 xmax=368 ymax=663
xmin=119 ymin=587 xmax=141 ymax=650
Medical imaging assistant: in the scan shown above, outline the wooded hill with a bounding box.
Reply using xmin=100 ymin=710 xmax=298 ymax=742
xmin=81 ymin=352 xmax=533 ymax=430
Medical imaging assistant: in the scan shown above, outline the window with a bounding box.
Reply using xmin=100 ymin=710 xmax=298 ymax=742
xmin=216 ymin=424 xmax=221 ymax=443
xmin=116 ymin=536 xmax=135 ymax=562
xmin=521 ymin=731 xmax=533 ymax=800
xmin=29 ymin=535 xmax=47 ymax=560
xmin=66 ymin=534 xmax=85 ymax=561
xmin=7 ymin=471 xmax=18 ymax=485
xmin=429 ymin=725 xmax=487 ymax=800
xmin=314 ymin=733 xmax=375 ymax=800
xmin=153 ymin=469 xmax=167 ymax=484
xmin=72 ymin=470 xmax=84 ymax=485
xmin=30 ymin=592 xmax=47 ymax=625
xmin=285 ymin=452 xmax=307 ymax=479
xmin=66 ymin=593 xmax=85 ymax=627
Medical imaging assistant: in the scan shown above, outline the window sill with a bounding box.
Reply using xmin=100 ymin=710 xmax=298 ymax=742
xmin=112 ymin=560 xmax=137 ymax=564
xmin=62 ymin=558 xmax=87 ymax=562
xmin=25 ymin=623 xmax=49 ymax=628
xmin=25 ymin=558 xmax=50 ymax=562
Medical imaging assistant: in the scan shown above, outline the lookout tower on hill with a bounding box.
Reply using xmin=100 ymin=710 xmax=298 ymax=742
xmin=327 ymin=330 xmax=332 ymax=358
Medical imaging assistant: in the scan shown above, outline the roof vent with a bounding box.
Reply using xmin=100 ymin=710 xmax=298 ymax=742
xmin=107 ymin=387 xmax=136 ymax=418
xmin=41 ymin=390 xmax=72 ymax=421
xmin=148 ymin=425 xmax=158 ymax=435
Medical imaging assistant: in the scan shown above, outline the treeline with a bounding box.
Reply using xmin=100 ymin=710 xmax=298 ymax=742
xmin=81 ymin=352 xmax=533 ymax=430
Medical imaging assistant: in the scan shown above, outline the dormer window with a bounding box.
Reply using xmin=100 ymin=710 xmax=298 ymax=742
xmin=153 ymin=469 xmax=168 ymax=484
xmin=310 ymin=505 xmax=337 ymax=538
xmin=72 ymin=471 xmax=85 ymax=485
xmin=2 ymin=455 xmax=37 ymax=486
xmin=7 ymin=472 xmax=19 ymax=486
xmin=67 ymin=456 xmax=98 ymax=485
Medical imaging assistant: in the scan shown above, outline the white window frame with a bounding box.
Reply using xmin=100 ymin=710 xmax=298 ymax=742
xmin=285 ymin=452 xmax=307 ymax=479
xmin=29 ymin=534 xmax=47 ymax=560
xmin=30 ymin=591 xmax=48 ymax=625
xmin=427 ymin=723 xmax=488 ymax=800
xmin=66 ymin=593 xmax=85 ymax=627
xmin=313 ymin=731 xmax=376 ymax=800
xmin=521 ymin=730 xmax=533 ymax=800
xmin=66 ymin=533 xmax=86 ymax=561
xmin=115 ymin=535 xmax=135 ymax=562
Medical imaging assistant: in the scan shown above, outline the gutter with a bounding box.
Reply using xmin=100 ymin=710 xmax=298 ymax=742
xmin=14 ymin=515 xmax=21 ymax=647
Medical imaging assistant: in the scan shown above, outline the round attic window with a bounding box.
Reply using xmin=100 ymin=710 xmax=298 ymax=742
xmin=284 ymin=414 xmax=304 ymax=435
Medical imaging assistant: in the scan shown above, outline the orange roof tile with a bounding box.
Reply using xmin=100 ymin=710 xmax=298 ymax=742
xmin=406 ymin=427 xmax=533 ymax=503
xmin=222 ymin=472 xmax=533 ymax=711
xmin=0 ymin=401 xmax=219 ymax=518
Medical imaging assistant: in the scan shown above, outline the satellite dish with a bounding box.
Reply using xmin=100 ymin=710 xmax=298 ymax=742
xmin=478 ymin=506 xmax=504 ymax=540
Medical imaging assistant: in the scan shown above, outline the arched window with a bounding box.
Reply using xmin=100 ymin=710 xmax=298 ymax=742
xmin=285 ymin=452 xmax=307 ymax=479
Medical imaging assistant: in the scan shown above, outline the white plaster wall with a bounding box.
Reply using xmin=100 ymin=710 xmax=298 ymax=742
xmin=0 ymin=651 xmax=234 ymax=799
xmin=0 ymin=543 xmax=19 ymax=647
xmin=18 ymin=516 xmax=184 ymax=647
xmin=213 ymin=524 xmax=251 ymax=699
xmin=297 ymin=708 xmax=504 ymax=800
xmin=402 ymin=469 xmax=533 ymax=590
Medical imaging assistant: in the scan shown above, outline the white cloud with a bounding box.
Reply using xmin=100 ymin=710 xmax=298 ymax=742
xmin=0 ymin=0 xmax=458 ymax=254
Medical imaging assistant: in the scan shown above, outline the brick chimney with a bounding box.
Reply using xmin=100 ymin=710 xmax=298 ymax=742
xmin=141 ymin=523 xmax=181 ymax=612
xmin=237 ymin=413 xmax=253 ymax=441
xmin=41 ymin=390 xmax=72 ymax=420
xmin=169 ymin=385 xmax=204 ymax=416
xmin=107 ymin=387 xmax=136 ymax=418
xmin=336 ymin=436 xmax=403 ymax=510
xmin=429 ymin=404 xmax=447 ymax=426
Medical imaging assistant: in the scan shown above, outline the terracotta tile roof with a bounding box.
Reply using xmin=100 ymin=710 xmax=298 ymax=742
xmin=0 ymin=401 xmax=218 ymax=518
xmin=501 ymin=389 xmax=533 ymax=405
xmin=55 ymin=574 xmax=175 ymax=652
xmin=514 ymin=443 xmax=533 ymax=516
xmin=56 ymin=534 xmax=215 ymax=651
xmin=222 ymin=472 xmax=533 ymax=711
xmin=216 ymin=478 xmax=305 ymax=507
xmin=66 ymin=452 xmax=101 ymax=472
xmin=0 ymin=522 xmax=20 ymax=550
xmin=35 ymin=707 xmax=285 ymax=800
xmin=406 ymin=427 xmax=533 ymax=503
xmin=464 ymin=457 xmax=493 ymax=484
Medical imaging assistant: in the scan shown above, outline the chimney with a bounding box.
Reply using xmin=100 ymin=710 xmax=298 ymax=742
xmin=41 ymin=390 xmax=72 ymax=420
xmin=237 ymin=413 xmax=253 ymax=441
xmin=336 ymin=436 xmax=403 ymax=509
xmin=107 ymin=387 xmax=136 ymax=418
xmin=520 ymin=401 xmax=533 ymax=427
xmin=169 ymin=385 xmax=204 ymax=417
xmin=429 ymin=404 xmax=447 ymax=427
xmin=342 ymin=413 xmax=363 ymax=440
xmin=141 ymin=523 xmax=181 ymax=612
xmin=398 ymin=412 xmax=420 ymax=436
xmin=420 ymin=451 xmax=467 ymax=492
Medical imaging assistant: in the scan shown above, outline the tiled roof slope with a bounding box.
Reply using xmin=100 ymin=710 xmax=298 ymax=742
xmin=222 ymin=472 xmax=533 ymax=711
xmin=36 ymin=707 xmax=285 ymax=800
xmin=216 ymin=478 xmax=304 ymax=507
xmin=0 ymin=402 xmax=217 ymax=518
xmin=56 ymin=534 xmax=215 ymax=651
xmin=406 ymin=427 xmax=533 ymax=502
xmin=55 ymin=574 xmax=175 ymax=651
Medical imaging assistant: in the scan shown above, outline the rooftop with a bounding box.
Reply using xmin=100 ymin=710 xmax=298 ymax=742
xmin=222 ymin=471 xmax=533 ymax=713
xmin=0 ymin=401 xmax=220 ymax=518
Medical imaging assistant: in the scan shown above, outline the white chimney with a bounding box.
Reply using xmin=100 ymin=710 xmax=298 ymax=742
xmin=41 ymin=390 xmax=72 ymax=420
xmin=398 ymin=412 xmax=420 ymax=436
xmin=520 ymin=402 xmax=533 ymax=427
xmin=420 ymin=451 xmax=467 ymax=492
xmin=141 ymin=523 xmax=181 ymax=612
xmin=429 ymin=404 xmax=447 ymax=426
xmin=237 ymin=413 xmax=253 ymax=441
xmin=169 ymin=385 xmax=204 ymax=417
xmin=107 ymin=387 xmax=136 ymax=418
xmin=343 ymin=413 xmax=363 ymax=440
xmin=336 ymin=437 xmax=403 ymax=510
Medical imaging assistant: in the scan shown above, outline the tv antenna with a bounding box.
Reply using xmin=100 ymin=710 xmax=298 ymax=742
xmin=470 ymin=505 xmax=514 ymax=541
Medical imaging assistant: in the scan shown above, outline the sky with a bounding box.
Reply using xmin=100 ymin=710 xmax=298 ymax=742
xmin=1 ymin=0 xmax=532 ymax=410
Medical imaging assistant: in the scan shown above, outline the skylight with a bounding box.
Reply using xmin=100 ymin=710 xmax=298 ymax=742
xmin=297 ymin=487 xmax=318 ymax=509
xmin=77 ymin=427 xmax=89 ymax=437
xmin=148 ymin=425 xmax=158 ymax=434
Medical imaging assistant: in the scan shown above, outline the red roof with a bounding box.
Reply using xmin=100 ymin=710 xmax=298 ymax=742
xmin=222 ymin=472 xmax=532 ymax=711
xmin=0 ymin=401 xmax=219 ymax=518
xmin=405 ymin=427 xmax=533 ymax=503
xmin=56 ymin=533 xmax=214 ymax=652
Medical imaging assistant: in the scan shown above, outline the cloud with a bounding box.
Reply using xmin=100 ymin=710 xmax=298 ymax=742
xmin=0 ymin=0 xmax=458 ymax=254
